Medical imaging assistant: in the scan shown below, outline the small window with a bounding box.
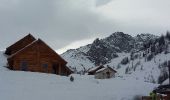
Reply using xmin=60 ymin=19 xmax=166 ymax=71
xmin=42 ymin=63 xmax=48 ymax=72
xmin=20 ymin=61 xmax=28 ymax=71
xmin=42 ymin=64 xmax=48 ymax=68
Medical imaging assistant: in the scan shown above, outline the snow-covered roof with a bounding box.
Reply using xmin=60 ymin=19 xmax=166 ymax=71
xmin=96 ymin=67 xmax=107 ymax=73
xmin=95 ymin=66 xmax=117 ymax=73
xmin=161 ymin=79 xmax=169 ymax=85
xmin=88 ymin=66 xmax=103 ymax=72
xmin=65 ymin=66 xmax=74 ymax=72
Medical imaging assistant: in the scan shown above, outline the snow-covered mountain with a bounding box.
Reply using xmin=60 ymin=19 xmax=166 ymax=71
xmin=61 ymin=32 xmax=158 ymax=70
xmin=61 ymin=32 xmax=170 ymax=83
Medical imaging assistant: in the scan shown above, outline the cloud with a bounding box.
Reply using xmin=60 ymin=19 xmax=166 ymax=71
xmin=96 ymin=0 xmax=170 ymax=35
xmin=0 ymin=0 xmax=170 ymax=53
xmin=95 ymin=0 xmax=112 ymax=6
xmin=0 ymin=0 xmax=115 ymax=51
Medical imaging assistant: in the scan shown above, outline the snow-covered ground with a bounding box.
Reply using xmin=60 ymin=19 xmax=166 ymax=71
xmin=0 ymin=51 xmax=158 ymax=100
xmin=0 ymin=71 xmax=157 ymax=100
xmin=0 ymin=51 xmax=8 ymax=70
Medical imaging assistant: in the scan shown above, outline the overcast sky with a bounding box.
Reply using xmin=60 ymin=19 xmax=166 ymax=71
xmin=0 ymin=0 xmax=170 ymax=54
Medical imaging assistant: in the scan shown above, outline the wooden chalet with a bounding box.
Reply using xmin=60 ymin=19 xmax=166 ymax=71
xmin=6 ymin=34 xmax=72 ymax=76
xmin=95 ymin=66 xmax=117 ymax=79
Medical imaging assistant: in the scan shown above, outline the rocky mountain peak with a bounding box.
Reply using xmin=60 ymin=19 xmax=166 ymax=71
xmin=86 ymin=32 xmax=135 ymax=65
xmin=61 ymin=32 xmax=158 ymax=71
xmin=110 ymin=32 xmax=129 ymax=37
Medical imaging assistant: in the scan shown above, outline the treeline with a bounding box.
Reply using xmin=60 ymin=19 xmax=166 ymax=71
xmin=142 ymin=31 xmax=170 ymax=56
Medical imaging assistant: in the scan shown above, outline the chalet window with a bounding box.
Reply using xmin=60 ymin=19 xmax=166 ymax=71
xmin=20 ymin=61 xmax=28 ymax=71
xmin=42 ymin=64 xmax=48 ymax=72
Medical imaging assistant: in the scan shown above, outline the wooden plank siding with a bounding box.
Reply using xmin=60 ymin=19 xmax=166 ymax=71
xmin=7 ymin=37 xmax=72 ymax=76
xmin=142 ymin=95 xmax=170 ymax=100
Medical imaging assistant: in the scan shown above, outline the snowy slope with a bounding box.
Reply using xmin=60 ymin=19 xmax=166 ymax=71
xmin=61 ymin=45 xmax=95 ymax=71
xmin=0 ymin=51 xmax=158 ymax=100
xmin=0 ymin=71 xmax=158 ymax=100
xmin=106 ymin=52 xmax=170 ymax=83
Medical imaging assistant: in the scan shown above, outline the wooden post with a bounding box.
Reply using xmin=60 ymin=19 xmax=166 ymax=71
xmin=37 ymin=42 xmax=40 ymax=72
xmin=59 ymin=64 xmax=61 ymax=75
xmin=168 ymin=61 xmax=170 ymax=85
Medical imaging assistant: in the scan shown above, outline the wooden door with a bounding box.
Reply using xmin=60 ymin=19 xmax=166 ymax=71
xmin=106 ymin=71 xmax=110 ymax=78
xmin=52 ymin=63 xmax=59 ymax=74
